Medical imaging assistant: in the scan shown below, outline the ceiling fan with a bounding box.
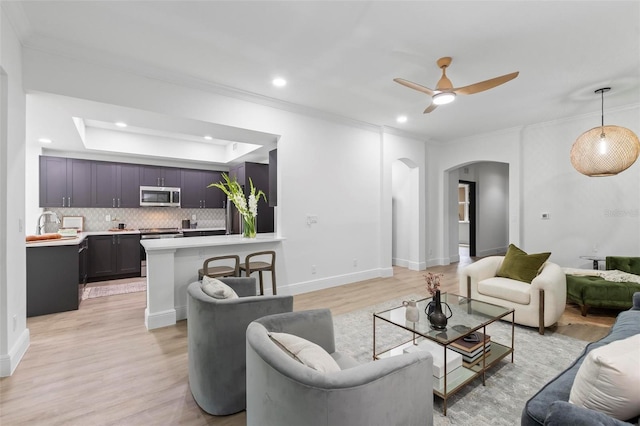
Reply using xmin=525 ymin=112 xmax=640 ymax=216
xmin=394 ymin=57 xmax=519 ymax=113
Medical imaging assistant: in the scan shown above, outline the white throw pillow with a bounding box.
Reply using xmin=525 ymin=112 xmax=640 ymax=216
xmin=269 ymin=332 xmax=341 ymax=373
xmin=569 ymin=334 xmax=640 ymax=420
xmin=200 ymin=276 xmax=238 ymax=299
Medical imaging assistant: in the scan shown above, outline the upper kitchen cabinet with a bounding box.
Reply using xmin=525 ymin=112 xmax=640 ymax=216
xmin=39 ymin=156 xmax=92 ymax=207
xmin=91 ymin=161 xmax=140 ymax=208
xmin=140 ymin=165 xmax=180 ymax=187
xmin=181 ymin=169 xmax=225 ymax=209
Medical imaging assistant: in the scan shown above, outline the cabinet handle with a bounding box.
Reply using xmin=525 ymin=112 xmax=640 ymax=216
xmin=117 ymin=198 xmax=121 ymax=207
xmin=112 ymin=235 xmax=116 ymax=245
xmin=113 ymin=198 xmax=116 ymax=208
xmin=62 ymin=197 xmax=66 ymax=207
xmin=161 ymin=177 xmax=165 ymax=186
xmin=68 ymin=197 xmax=71 ymax=207
xmin=157 ymin=177 xmax=160 ymax=186
xmin=203 ymin=200 xmax=206 ymax=208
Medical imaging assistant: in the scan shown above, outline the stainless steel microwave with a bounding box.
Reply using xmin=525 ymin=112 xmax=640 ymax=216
xmin=140 ymin=186 xmax=181 ymax=207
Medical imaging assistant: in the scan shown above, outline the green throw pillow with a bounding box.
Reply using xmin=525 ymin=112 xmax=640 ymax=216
xmin=497 ymin=244 xmax=551 ymax=283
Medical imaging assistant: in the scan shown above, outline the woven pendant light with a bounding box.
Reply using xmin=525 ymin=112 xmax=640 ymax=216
xmin=570 ymin=88 xmax=640 ymax=177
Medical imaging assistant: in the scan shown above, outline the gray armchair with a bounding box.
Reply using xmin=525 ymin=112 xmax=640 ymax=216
xmin=187 ymin=277 xmax=293 ymax=415
xmin=246 ymin=309 xmax=434 ymax=426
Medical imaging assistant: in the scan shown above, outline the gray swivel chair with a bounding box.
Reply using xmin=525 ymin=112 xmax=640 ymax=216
xmin=246 ymin=309 xmax=434 ymax=426
xmin=187 ymin=277 xmax=293 ymax=416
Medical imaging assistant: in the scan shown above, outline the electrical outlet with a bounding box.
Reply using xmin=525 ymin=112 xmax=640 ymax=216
xmin=541 ymin=212 xmax=550 ymax=220
xmin=105 ymin=214 xmax=111 ymax=222
xmin=192 ymin=214 xmax=197 ymax=221
xmin=311 ymin=265 xmax=317 ymax=274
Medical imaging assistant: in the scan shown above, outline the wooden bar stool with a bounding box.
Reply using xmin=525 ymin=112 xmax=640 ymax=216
xmin=198 ymin=255 xmax=240 ymax=280
xmin=239 ymin=251 xmax=276 ymax=295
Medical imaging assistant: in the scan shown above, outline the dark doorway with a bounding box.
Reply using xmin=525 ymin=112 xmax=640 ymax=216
xmin=459 ymin=180 xmax=476 ymax=257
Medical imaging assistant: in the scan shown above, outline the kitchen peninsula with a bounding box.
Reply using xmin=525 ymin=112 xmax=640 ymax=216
xmin=141 ymin=233 xmax=285 ymax=330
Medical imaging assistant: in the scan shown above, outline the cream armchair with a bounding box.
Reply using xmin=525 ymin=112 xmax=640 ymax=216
xmin=459 ymin=256 xmax=566 ymax=334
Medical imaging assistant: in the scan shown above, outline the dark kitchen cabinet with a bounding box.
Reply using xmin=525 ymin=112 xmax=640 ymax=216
xmin=140 ymin=165 xmax=180 ymax=187
xmin=181 ymin=169 xmax=225 ymax=208
xmin=27 ymin=244 xmax=81 ymax=317
xmin=39 ymin=156 xmax=92 ymax=207
xmin=92 ymin=161 xmax=140 ymax=208
xmin=87 ymin=234 xmax=141 ymax=281
xmin=229 ymin=162 xmax=274 ymax=233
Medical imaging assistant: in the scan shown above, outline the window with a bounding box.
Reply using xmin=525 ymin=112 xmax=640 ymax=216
xmin=458 ymin=183 xmax=469 ymax=222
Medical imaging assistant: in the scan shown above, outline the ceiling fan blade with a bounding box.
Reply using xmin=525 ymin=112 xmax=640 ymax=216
xmin=453 ymin=71 xmax=519 ymax=95
xmin=424 ymin=102 xmax=438 ymax=114
xmin=394 ymin=78 xmax=435 ymax=96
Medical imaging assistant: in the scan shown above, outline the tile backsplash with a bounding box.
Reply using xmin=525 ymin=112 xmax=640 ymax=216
xmin=42 ymin=207 xmax=226 ymax=232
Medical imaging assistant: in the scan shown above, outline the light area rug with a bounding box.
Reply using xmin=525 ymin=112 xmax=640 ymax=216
xmin=333 ymin=294 xmax=589 ymax=426
xmin=82 ymin=281 xmax=147 ymax=300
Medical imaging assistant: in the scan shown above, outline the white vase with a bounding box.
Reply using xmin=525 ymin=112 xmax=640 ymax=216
xmin=402 ymin=299 xmax=420 ymax=323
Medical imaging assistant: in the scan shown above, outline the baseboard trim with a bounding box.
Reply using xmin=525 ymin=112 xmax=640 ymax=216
xmin=286 ymin=268 xmax=385 ymax=295
xmin=175 ymin=305 xmax=187 ymax=322
xmin=476 ymin=246 xmax=508 ymax=258
xmin=0 ymin=328 xmax=30 ymax=377
xmin=145 ymin=308 xmax=177 ymax=330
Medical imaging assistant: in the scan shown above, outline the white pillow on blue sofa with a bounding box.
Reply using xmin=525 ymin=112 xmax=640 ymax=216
xmin=569 ymin=334 xmax=640 ymax=420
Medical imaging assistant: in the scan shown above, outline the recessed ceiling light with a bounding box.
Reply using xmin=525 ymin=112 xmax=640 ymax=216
xmin=115 ymin=122 xmax=128 ymax=128
xmin=396 ymin=115 xmax=408 ymax=123
xmin=272 ymin=78 xmax=287 ymax=87
xmin=38 ymin=138 xmax=52 ymax=144
xmin=204 ymin=135 xmax=213 ymax=140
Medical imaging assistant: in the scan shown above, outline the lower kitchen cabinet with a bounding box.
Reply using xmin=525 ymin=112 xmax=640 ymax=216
xmin=87 ymin=234 xmax=141 ymax=281
xmin=27 ymin=244 xmax=82 ymax=317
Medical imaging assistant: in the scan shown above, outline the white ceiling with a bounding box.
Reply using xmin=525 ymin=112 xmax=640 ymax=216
xmin=5 ymin=1 xmax=640 ymax=162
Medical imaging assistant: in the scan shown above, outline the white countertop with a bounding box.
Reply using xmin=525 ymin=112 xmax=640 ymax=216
xmin=25 ymin=230 xmax=140 ymax=248
xmin=141 ymin=233 xmax=284 ymax=251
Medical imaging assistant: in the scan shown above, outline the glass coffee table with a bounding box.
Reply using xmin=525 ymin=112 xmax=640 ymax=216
xmin=373 ymin=293 xmax=515 ymax=415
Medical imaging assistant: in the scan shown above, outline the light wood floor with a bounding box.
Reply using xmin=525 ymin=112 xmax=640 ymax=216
xmin=1 ymin=253 xmax=618 ymax=425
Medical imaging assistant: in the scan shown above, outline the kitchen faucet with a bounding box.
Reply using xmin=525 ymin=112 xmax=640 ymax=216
xmin=36 ymin=211 xmax=61 ymax=235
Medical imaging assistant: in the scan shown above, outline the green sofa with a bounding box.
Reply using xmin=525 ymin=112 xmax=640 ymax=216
xmin=566 ymin=256 xmax=640 ymax=316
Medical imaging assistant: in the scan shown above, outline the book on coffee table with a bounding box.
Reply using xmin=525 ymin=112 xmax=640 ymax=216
xmin=450 ymin=332 xmax=490 ymax=353
xmin=448 ymin=332 xmax=491 ymax=366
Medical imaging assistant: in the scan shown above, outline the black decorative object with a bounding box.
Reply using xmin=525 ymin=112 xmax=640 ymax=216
xmin=426 ymin=290 xmax=452 ymax=330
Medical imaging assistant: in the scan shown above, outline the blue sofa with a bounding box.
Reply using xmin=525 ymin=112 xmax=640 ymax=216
xmin=521 ymin=292 xmax=640 ymax=426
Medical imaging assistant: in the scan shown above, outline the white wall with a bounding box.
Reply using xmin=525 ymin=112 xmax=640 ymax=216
xmin=476 ymin=162 xmax=509 ymax=257
xmin=438 ymin=107 xmax=639 ymax=267
xmin=0 ymin=6 xmax=30 ymax=377
xmin=520 ymin=107 xmax=640 ymax=267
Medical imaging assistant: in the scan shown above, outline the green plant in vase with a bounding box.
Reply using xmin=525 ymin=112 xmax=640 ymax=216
xmin=208 ymin=173 xmax=266 ymax=238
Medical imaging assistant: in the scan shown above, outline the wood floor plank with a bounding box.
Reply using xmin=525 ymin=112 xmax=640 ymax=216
xmin=1 ymin=256 xmax=618 ymax=425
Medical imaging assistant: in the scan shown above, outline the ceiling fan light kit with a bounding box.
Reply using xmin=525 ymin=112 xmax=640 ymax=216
xmin=570 ymin=88 xmax=640 ymax=177
xmin=394 ymin=56 xmax=519 ymax=113
xmin=432 ymin=92 xmax=456 ymax=105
